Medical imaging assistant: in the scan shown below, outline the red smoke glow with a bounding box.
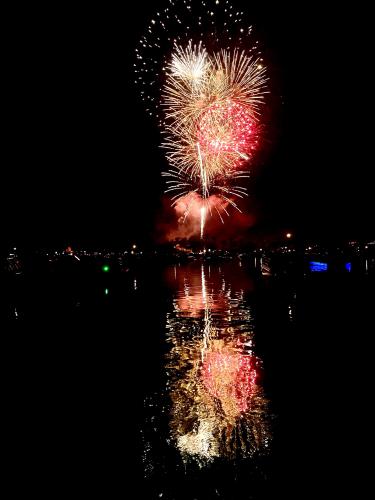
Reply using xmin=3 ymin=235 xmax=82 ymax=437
xmin=155 ymin=192 xmax=256 ymax=245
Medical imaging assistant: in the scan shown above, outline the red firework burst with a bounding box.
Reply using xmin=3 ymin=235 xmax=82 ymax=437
xmin=197 ymin=100 xmax=258 ymax=161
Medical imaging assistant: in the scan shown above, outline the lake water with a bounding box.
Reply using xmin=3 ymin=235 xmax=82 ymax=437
xmin=2 ymin=258 xmax=374 ymax=498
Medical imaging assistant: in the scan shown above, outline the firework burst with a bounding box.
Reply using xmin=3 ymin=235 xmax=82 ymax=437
xmin=162 ymin=43 xmax=266 ymax=236
xmin=135 ymin=0 xmax=268 ymax=238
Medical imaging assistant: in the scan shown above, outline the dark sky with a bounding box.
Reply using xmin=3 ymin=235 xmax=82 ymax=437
xmin=2 ymin=1 xmax=373 ymax=249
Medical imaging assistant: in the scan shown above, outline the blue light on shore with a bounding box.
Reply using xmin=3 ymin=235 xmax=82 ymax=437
xmin=310 ymin=261 xmax=328 ymax=272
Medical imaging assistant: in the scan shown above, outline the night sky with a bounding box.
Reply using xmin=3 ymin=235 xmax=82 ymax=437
xmin=3 ymin=1 xmax=373 ymax=249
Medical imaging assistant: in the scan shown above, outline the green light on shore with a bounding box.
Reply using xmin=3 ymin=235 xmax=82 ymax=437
xmin=104 ymin=288 xmax=109 ymax=295
xmin=102 ymin=265 xmax=110 ymax=272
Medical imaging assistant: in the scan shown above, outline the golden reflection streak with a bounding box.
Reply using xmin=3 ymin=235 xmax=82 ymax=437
xmin=165 ymin=265 xmax=271 ymax=466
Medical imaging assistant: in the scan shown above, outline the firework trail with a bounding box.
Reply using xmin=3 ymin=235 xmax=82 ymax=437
xmin=135 ymin=0 xmax=268 ymax=238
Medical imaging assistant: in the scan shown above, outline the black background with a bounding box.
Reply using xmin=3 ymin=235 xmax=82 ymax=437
xmin=2 ymin=3 xmax=374 ymax=497
xmin=3 ymin=1 xmax=373 ymax=250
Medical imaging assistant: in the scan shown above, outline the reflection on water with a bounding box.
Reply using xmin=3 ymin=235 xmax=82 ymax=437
xmin=163 ymin=263 xmax=271 ymax=467
xmin=3 ymin=248 xmax=375 ymax=498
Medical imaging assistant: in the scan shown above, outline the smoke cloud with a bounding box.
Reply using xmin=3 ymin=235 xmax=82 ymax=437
xmin=155 ymin=192 xmax=256 ymax=247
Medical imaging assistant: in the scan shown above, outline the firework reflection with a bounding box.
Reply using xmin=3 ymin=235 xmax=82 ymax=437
xmin=165 ymin=263 xmax=271 ymax=466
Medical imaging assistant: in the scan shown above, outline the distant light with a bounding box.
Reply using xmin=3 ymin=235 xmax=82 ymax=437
xmin=345 ymin=262 xmax=352 ymax=272
xmin=132 ymin=244 xmax=137 ymax=249
xmin=286 ymin=233 xmax=292 ymax=239
xmin=310 ymin=261 xmax=328 ymax=272
xmin=102 ymin=264 xmax=110 ymax=272
xmin=104 ymin=288 xmax=109 ymax=295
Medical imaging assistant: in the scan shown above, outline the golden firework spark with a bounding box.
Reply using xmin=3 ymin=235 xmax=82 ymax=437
xmin=161 ymin=42 xmax=267 ymax=237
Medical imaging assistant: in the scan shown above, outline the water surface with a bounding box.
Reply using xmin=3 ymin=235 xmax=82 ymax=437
xmin=3 ymin=258 xmax=373 ymax=498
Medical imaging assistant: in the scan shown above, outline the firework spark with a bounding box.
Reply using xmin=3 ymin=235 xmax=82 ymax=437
xmin=136 ymin=1 xmax=268 ymax=238
xmin=170 ymin=42 xmax=209 ymax=83
xmin=162 ymin=43 xmax=266 ymax=236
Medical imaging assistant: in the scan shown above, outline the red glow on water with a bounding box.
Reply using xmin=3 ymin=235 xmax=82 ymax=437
xmin=176 ymin=290 xmax=228 ymax=318
xmin=197 ymin=100 xmax=257 ymax=159
xmin=201 ymin=350 xmax=257 ymax=415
